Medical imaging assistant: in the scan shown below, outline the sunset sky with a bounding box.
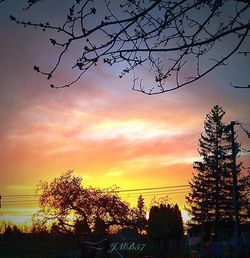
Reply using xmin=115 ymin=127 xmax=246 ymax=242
xmin=0 ymin=0 xmax=249 ymax=228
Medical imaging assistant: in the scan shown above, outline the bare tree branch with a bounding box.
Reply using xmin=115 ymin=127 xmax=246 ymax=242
xmin=2 ymin=0 xmax=250 ymax=94
xmin=230 ymin=83 xmax=250 ymax=89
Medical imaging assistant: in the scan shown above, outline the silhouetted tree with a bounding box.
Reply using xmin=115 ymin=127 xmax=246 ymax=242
xmin=3 ymin=225 xmax=12 ymax=238
xmin=172 ymin=204 xmax=184 ymax=242
xmin=50 ymin=223 xmax=61 ymax=235
xmin=12 ymin=225 xmax=21 ymax=235
xmin=133 ymin=195 xmax=147 ymax=234
xmin=2 ymin=0 xmax=250 ymax=94
xmin=35 ymin=171 xmax=133 ymax=258
xmin=242 ymin=168 xmax=250 ymax=219
xmin=186 ymin=106 xmax=248 ymax=235
xmin=148 ymin=203 xmax=184 ymax=255
xmin=31 ymin=216 xmax=48 ymax=234
xmin=35 ymin=171 xmax=131 ymax=235
xmin=3 ymin=224 xmax=22 ymax=239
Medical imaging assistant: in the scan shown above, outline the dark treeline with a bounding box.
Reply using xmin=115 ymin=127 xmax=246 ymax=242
xmin=1 ymin=195 xmax=184 ymax=258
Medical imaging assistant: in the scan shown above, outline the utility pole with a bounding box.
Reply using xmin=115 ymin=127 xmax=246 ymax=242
xmin=200 ymin=184 xmax=205 ymax=255
xmin=230 ymin=121 xmax=239 ymax=258
xmin=0 ymin=194 xmax=1 ymax=208
xmin=225 ymin=121 xmax=250 ymax=258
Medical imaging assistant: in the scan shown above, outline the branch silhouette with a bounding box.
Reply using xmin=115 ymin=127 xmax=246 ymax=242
xmin=3 ymin=0 xmax=250 ymax=94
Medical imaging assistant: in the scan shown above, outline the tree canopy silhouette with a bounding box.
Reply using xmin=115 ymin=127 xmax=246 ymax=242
xmin=148 ymin=203 xmax=183 ymax=255
xmin=35 ymin=171 xmax=132 ymax=235
xmin=2 ymin=0 xmax=250 ymax=94
xmin=131 ymin=194 xmax=147 ymax=234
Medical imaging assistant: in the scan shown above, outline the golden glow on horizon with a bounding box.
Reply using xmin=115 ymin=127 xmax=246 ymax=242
xmin=0 ymin=191 xmax=190 ymax=228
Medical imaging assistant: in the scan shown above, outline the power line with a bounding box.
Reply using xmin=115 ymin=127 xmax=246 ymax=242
xmin=120 ymin=187 xmax=189 ymax=194
xmin=2 ymin=199 xmax=39 ymax=204
xmin=2 ymin=202 xmax=39 ymax=205
xmin=114 ymin=184 xmax=189 ymax=193
xmin=119 ymin=188 xmax=189 ymax=197
xmin=1 ymin=192 xmax=189 ymax=206
xmin=2 ymin=194 xmax=37 ymax=198
xmin=1 ymin=184 xmax=189 ymax=198
xmin=0 ymin=184 xmax=190 ymax=207
xmin=121 ymin=190 xmax=189 ymax=198
xmin=1 ymin=189 xmax=189 ymax=204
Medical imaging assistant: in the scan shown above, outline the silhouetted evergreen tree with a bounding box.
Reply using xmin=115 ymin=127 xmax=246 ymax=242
xmin=186 ymin=105 xmax=248 ymax=230
xmin=135 ymin=195 xmax=147 ymax=234
xmin=3 ymin=224 xmax=22 ymax=239
xmin=148 ymin=204 xmax=172 ymax=240
xmin=3 ymin=225 xmax=12 ymax=238
xmin=148 ymin=203 xmax=184 ymax=255
xmin=172 ymin=204 xmax=184 ymax=241
xmin=244 ymin=170 xmax=250 ymax=220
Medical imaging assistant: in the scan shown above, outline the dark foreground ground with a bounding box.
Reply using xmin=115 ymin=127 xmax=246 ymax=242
xmin=0 ymin=234 xmax=189 ymax=258
xmin=0 ymin=235 xmax=78 ymax=258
